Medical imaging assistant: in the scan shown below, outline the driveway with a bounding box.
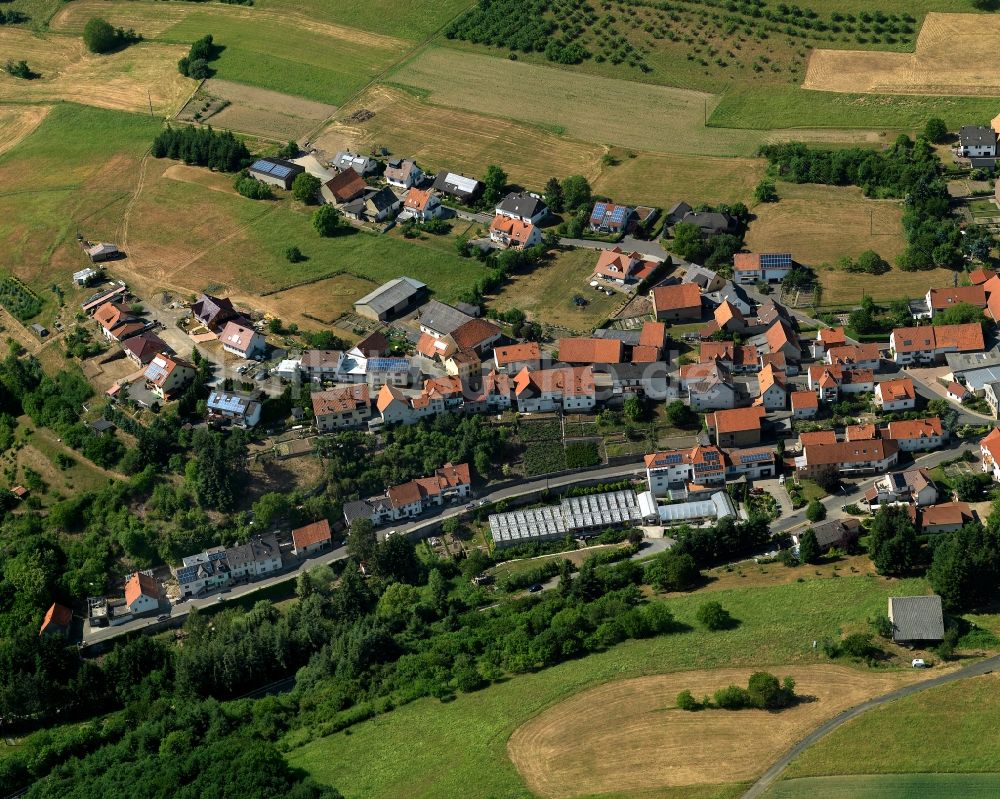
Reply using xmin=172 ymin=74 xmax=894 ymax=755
xmin=558 ymin=235 xmax=668 ymax=261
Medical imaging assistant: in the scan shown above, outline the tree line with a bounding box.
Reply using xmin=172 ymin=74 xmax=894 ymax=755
xmin=151 ymin=126 xmax=251 ymax=172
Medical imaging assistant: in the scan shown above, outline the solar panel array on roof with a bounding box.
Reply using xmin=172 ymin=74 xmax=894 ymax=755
xmin=251 ymin=159 xmax=293 ymax=179
xmin=760 ymin=253 xmax=792 ymax=268
xmin=593 ymin=202 xmax=607 ymax=218
xmin=609 ymin=206 xmax=627 ymax=223
xmin=144 ymin=359 xmax=169 ymax=383
xmin=208 ymin=392 xmax=250 ymax=414
xmin=741 ymin=451 xmax=772 ymax=463
xmin=367 ymin=357 xmax=409 ymax=373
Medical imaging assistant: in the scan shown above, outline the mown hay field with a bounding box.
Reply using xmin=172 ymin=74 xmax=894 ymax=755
xmin=0 ymin=29 xmax=192 ymax=114
xmin=52 ymin=0 xmax=409 ymax=105
xmin=508 ymin=665 xmax=930 ymax=798
xmin=783 ymin=672 xmax=1000 ymax=780
xmin=744 ymin=183 xmax=906 ymax=267
xmin=181 ymin=79 xmax=336 ymax=141
xmin=313 ymin=84 xmax=606 ymax=189
xmin=391 ymin=48 xmax=767 ymax=157
xmin=288 ymin=573 xmax=934 ymax=799
xmin=0 ymin=106 xmax=49 ymax=157
xmin=805 ymin=13 xmax=1000 ymax=95
xmin=818 ymin=267 xmax=958 ymax=308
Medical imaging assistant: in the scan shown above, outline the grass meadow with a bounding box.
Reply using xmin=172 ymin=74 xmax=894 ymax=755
xmin=0 ymin=104 xmax=161 ymax=322
xmin=710 ymin=87 xmax=1000 ymax=131
xmin=255 ymin=0 xmax=474 ymax=40
xmin=160 ymin=13 xmax=403 ymax=105
xmin=768 ymin=775 xmax=1000 ymax=799
xmin=288 ymin=573 xmax=932 ymax=799
xmin=783 ymin=673 xmax=1000 ymax=779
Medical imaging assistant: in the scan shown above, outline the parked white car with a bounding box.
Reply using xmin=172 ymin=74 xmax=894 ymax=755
xmin=911 ymin=658 xmax=928 ymax=668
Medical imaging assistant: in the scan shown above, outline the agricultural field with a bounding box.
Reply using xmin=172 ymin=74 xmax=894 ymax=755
xmin=744 ymin=183 xmax=906 ymax=267
xmin=253 ymin=0 xmax=474 ymax=40
xmin=805 ymin=13 xmax=1000 ymax=95
xmin=782 ymin=672 xmax=1000 ymax=780
xmin=0 ymin=105 xmax=49 ymax=157
xmin=0 ymin=104 xmax=162 ymax=326
xmin=487 ymin=248 xmax=624 ymax=335
xmin=176 ymin=79 xmax=337 ymax=141
xmin=289 ymin=572 xmax=936 ymax=799
xmin=51 ymin=0 xmax=411 ymax=106
xmin=509 ymin=665 xmax=928 ymax=798
xmin=767 ymin=774 xmax=1000 ymax=799
xmin=0 ymin=29 xmax=192 ymax=114
xmin=263 ymin=273 xmax=379 ymax=328
xmin=392 ymin=48 xmax=767 ymax=157
xmin=312 ymin=85 xmax=606 ymax=190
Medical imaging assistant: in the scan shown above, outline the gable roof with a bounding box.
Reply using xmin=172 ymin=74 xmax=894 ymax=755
xmin=790 ymin=390 xmax=818 ymax=410
xmin=513 ymin=365 xmax=595 ymax=397
xmin=384 ymin=158 xmax=419 ymax=181
xmin=292 ymin=519 xmax=332 ymax=550
xmin=40 ymin=602 xmax=72 ymax=635
xmin=496 ymin=192 xmax=546 ymax=218
xmin=494 ymin=342 xmax=541 ymax=365
xmin=969 ymin=267 xmax=996 ymax=285
xmin=877 ymin=378 xmax=915 ymax=402
xmin=799 ymin=430 xmax=837 ymax=446
xmin=432 ymin=171 xmax=482 ymax=197
xmin=887 ymin=416 xmax=943 ymax=442
xmin=125 ymin=573 xmax=160 ymax=606
xmin=122 ymin=332 xmax=168 ymax=363
xmin=376 ymin=384 xmax=406 ymax=412
xmin=827 ymin=343 xmax=880 ymax=365
xmin=451 ymin=318 xmax=501 ymax=351
xmin=802 ymin=439 xmax=899 ymax=467
xmin=219 ymin=321 xmax=261 ymax=353
xmin=707 ymin=406 xmax=765 ymax=434
xmin=919 ymin=501 xmax=972 ymax=529
xmin=558 ymin=336 xmax=624 ymax=364
xmin=638 ymin=321 xmax=666 ymax=348
xmin=312 ymin=384 xmax=370 ymax=416
xmin=403 ymin=188 xmax=435 ymax=211
xmin=889 ymin=595 xmax=944 ymax=642
xmin=982 ymin=426 xmax=1000 ymax=461
xmin=419 ymin=300 xmax=474 ymax=336
xmin=191 ymin=294 xmax=237 ymax=326
xmin=354 ymin=330 xmax=389 ymax=357
xmin=927 ymin=285 xmax=987 ymax=310
xmin=324 ymin=168 xmax=367 ymax=202
xmin=892 ymin=323 xmax=985 ymax=354
xmin=810 ymin=517 xmax=861 ymax=549
xmin=355 ymin=277 xmax=426 ymax=316
xmin=845 ymin=423 xmax=877 ymax=441
xmin=144 ymin=353 xmax=194 ymax=387
xmin=489 ymin=215 xmax=539 ymax=244
xmin=366 ymin=186 xmax=400 ymax=212
xmin=651 ymin=282 xmax=701 ymax=313
xmin=818 ymin=326 xmax=846 ymax=346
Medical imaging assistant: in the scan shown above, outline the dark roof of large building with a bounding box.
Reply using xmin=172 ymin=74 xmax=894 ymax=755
xmin=809 ymin=518 xmax=861 ymax=549
xmin=889 ymin=595 xmax=944 ymax=642
xmin=960 ymin=125 xmax=997 ymax=149
xmin=366 ymin=186 xmax=400 ymax=212
xmin=496 ymin=192 xmax=546 ymax=219
xmin=419 ymin=300 xmax=474 ymax=336
xmin=432 ymin=171 xmax=482 ymax=198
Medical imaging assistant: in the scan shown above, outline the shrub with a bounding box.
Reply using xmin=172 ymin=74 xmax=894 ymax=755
xmin=754 ymin=179 xmax=778 ymax=203
xmin=713 ymin=684 xmax=750 ymax=709
xmin=4 ymin=60 xmax=37 ymax=80
xmin=285 ymin=246 xmax=304 ymax=263
xmin=676 ymin=689 xmax=700 ymax=711
xmin=923 ymin=118 xmax=948 ymax=143
xmin=292 ymin=172 xmax=322 ymax=204
xmin=805 ymin=498 xmax=826 ymax=523
xmin=312 ymin=205 xmax=344 ymax=237
xmin=696 ymin=600 xmax=733 ymax=631
xmin=83 ymin=17 xmax=139 ymax=53
xmin=233 ymin=171 xmax=272 ymax=200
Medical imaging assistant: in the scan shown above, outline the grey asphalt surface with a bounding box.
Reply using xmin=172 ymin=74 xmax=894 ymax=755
xmin=741 ymin=653 xmax=1000 ymax=799
xmin=82 ymin=461 xmax=647 ymax=647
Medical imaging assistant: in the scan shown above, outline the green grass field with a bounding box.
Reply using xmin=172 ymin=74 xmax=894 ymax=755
xmin=256 ymin=0 xmax=473 ymax=40
xmin=711 ymin=87 xmax=1000 ymax=131
xmin=288 ymin=573 xmax=931 ymax=799
xmin=783 ymin=673 xmax=1000 ymax=779
xmin=768 ymin=774 xmax=1000 ymax=799
xmin=0 ymin=104 xmax=161 ymax=323
xmin=160 ymin=13 xmax=402 ymax=105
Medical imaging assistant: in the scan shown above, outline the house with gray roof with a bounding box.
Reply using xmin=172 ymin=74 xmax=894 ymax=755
xmin=433 ymin=171 xmax=483 ymax=203
xmin=958 ymin=125 xmax=997 ymax=158
xmin=495 ymin=192 xmax=548 ymax=225
xmin=418 ymin=300 xmax=474 ymax=338
xmin=226 ymin=533 xmax=282 ymax=580
xmin=207 ymin=390 xmax=262 ymax=428
xmin=333 ymin=151 xmax=379 ymax=176
xmin=888 ymin=595 xmax=944 ymax=645
xmin=354 ymin=277 xmax=427 ymax=321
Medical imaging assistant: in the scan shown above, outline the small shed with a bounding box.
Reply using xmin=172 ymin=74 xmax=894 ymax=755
xmin=31 ymin=323 xmax=48 ymax=337
xmin=86 ymin=243 xmax=121 ymax=262
xmin=248 ymin=157 xmax=305 ymax=190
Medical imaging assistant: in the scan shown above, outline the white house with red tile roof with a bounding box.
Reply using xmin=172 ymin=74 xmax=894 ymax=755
xmin=811 ymin=326 xmax=846 ymax=359
xmin=826 ymin=343 xmax=881 ymax=371
xmin=886 ymin=417 xmax=946 ymax=452
xmin=557 ymin=337 xmax=623 ymax=365
xmin=755 ymin=363 xmax=787 ymax=411
xmin=513 ymin=366 xmax=596 ymax=412
xmin=732 ymin=252 xmax=793 ymax=284
xmin=874 ymin=378 xmax=916 ymax=411
xmin=790 ymin=390 xmax=818 ymax=419
xmin=219 ymin=320 xmax=266 ymax=359
xmin=144 ymin=353 xmax=196 ymax=400
xmin=124 ymin=573 xmax=162 ymax=615
xmin=920 ymin=285 xmax=987 ymax=319
xmin=291 ymin=519 xmax=333 ymax=556
xmin=593 ymin=247 xmax=658 ymax=284
xmin=889 ymin=323 xmax=985 ymax=365
xmin=493 ymin=342 xmax=541 ymax=373
xmin=489 ymin=215 xmax=542 ymax=249
xmin=402 ymin=188 xmax=442 ymax=221
xmin=312 ymin=385 xmax=372 ymax=431
xmin=981 ymin=427 xmax=1000 ymax=481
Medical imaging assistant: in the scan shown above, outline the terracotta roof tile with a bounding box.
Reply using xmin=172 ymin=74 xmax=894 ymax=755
xmin=558 ymin=337 xmax=623 ymax=364
xmin=651 ymin=283 xmax=701 ymax=313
